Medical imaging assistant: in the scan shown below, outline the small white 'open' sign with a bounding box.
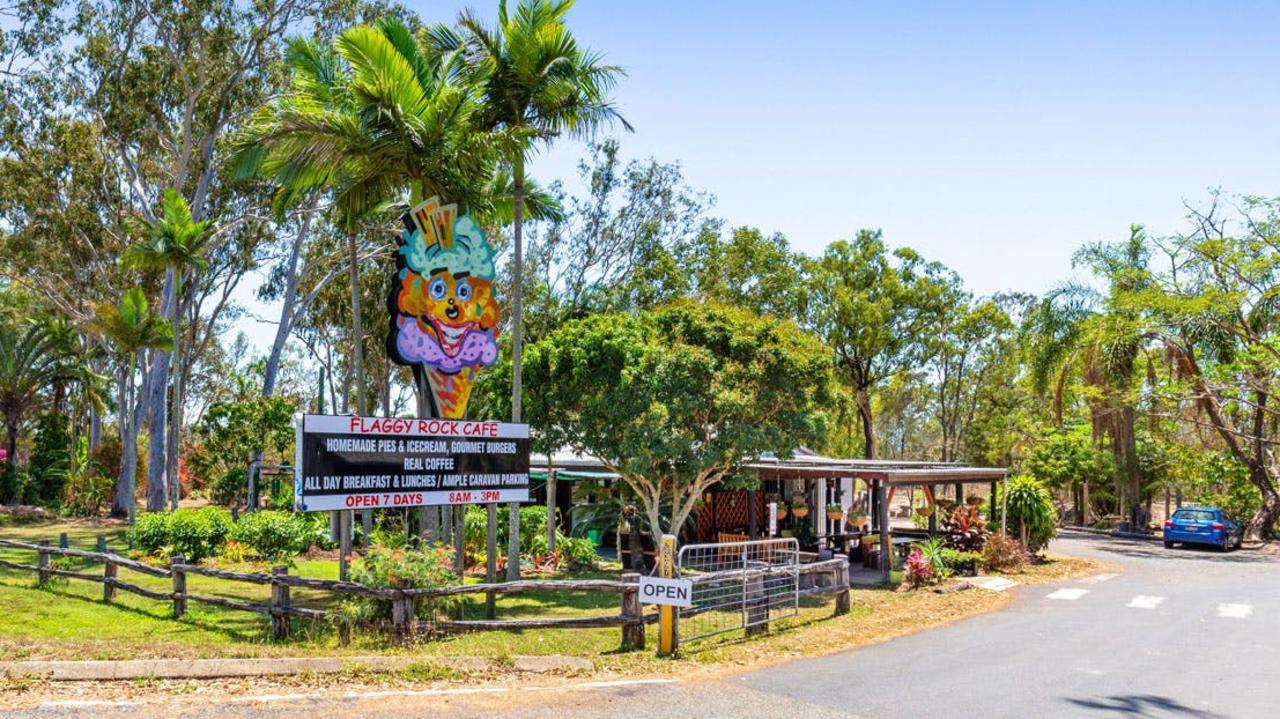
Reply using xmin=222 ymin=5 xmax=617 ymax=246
xmin=639 ymin=576 xmax=693 ymax=608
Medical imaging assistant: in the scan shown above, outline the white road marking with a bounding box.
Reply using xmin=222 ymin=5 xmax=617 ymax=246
xmin=963 ymin=577 xmax=1018 ymax=592
xmin=1218 ymin=603 xmax=1253 ymax=619
xmin=1081 ymin=573 xmax=1119 ymax=583
xmin=1046 ymin=588 xmax=1090 ymax=601
xmin=1127 ymin=595 xmax=1165 ymax=609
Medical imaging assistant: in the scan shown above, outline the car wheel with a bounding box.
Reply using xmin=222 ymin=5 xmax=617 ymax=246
xmin=1164 ymin=541 xmax=1174 ymax=549
xmin=1218 ymin=538 xmax=1229 ymax=552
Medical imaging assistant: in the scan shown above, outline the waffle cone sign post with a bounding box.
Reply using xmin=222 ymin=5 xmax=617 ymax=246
xmin=658 ymin=534 xmax=679 ymax=656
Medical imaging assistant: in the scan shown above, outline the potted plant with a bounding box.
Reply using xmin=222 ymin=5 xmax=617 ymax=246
xmin=847 ymin=512 xmax=866 ymax=530
xmin=775 ymin=502 xmax=789 ymax=521
xmin=826 ymin=503 xmax=843 ymax=521
xmin=791 ymin=499 xmax=809 ymax=519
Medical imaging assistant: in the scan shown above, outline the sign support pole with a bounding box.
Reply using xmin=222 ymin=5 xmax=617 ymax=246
xmin=658 ymin=533 xmax=678 ymax=656
xmin=486 ymin=503 xmax=498 ymax=619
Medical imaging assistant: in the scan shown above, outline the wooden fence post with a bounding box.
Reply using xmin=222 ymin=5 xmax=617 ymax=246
xmin=37 ymin=540 xmax=50 ymax=585
xmin=834 ymin=559 xmax=850 ymax=616
xmin=59 ymin=532 xmax=68 ymax=549
xmin=171 ymin=555 xmax=187 ymax=618
xmin=745 ymin=569 xmax=767 ymax=636
xmin=271 ymin=565 xmax=290 ymax=640
xmin=621 ymin=572 xmax=644 ymax=650
xmin=96 ymin=535 xmax=107 ymax=553
xmin=102 ymin=556 xmax=117 ymax=602
xmin=391 ymin=578 xmax=413 ymax=641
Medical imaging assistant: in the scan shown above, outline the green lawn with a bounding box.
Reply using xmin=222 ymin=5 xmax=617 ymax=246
xmin=0 ymin=518 xmax=651 ymax=662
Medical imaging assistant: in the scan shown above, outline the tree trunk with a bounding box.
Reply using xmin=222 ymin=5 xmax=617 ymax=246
xmin=857 ymin=388 xmax=876 ymax=459
xmin=167 ymin=289 xmax=186 ymax=511
xmin=507 ymin=154 xmax=526 ymax=582
xmin=1245 ymin=465 xmax=1280 ymax=542
xmin=115 ymin=355 xmax=140 ymax=524
xmin=347 ymin=227 xmax=366 ymax=417
xmin=4 ymin=420 xmax=18 ymax=505
xmin=144 ymin=268 xmax=176 ymax=513
xmin=262 ymin=209 xmax=312 ymax=397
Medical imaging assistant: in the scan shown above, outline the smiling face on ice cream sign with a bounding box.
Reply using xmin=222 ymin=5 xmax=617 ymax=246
xmin=387 ymin=197 xmax=500 ymax=419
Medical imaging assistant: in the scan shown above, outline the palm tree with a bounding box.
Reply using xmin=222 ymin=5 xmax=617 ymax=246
xmin=91 ymin=287 xmax=174 ymax=526
xmin=0 ymin=319 xmax=78 ymax=504
xmin=432 ymin=0 xmax=629 ymax=575
xmin=124 ymin=189 xmax=213 ymax=512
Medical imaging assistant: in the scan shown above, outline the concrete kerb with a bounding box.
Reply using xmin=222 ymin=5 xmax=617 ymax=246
xmin=0 ymin=654 xmax=593 ymax=681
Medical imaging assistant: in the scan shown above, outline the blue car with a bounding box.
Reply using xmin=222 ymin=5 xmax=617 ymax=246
xmin=1163 ymin=506 xmax=1243 ymax=551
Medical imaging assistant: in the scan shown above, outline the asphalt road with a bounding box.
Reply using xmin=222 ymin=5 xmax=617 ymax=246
xmin=6 ymin=534 xmax=1277 ymax=719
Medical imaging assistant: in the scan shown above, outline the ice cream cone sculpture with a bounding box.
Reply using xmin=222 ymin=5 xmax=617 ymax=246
xmin=387 ymin=197 xmax=500 ymax=419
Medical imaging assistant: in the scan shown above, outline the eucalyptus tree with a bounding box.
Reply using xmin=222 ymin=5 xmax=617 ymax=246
xmin=1129 ymin=197 xmax=1280 ymax=540
xmin=804 ymin=230 xmax=956 ymax=459
xmin=90 ymin=288 xmax=173 ymax=525
xmin=431 ymin=0 xmax=629 ymax=575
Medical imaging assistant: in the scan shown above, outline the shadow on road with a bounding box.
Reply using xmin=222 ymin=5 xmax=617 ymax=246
xmin=1064 ymin=694 xmax=1228 ymax=718
xmin=1082 ymin=539 xmax=1277 ymax=566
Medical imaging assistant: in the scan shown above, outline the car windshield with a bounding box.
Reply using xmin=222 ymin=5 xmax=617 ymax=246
xmin=1173 ymin=510 xmax=1216 ymax=522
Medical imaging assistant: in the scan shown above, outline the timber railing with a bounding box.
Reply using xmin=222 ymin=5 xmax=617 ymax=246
xmin=0 ymin=537 xmax=653 ymax=648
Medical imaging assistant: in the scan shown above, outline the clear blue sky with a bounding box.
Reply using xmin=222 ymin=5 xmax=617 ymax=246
xmin=421 ymin=0 xmax=1280 ymax=296
xmin=235 ymin=1 xmax=1280 ymax=351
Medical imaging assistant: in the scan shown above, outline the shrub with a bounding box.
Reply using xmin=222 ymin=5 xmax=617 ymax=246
xmin=1003 ymin=476 xmax=1058 ymax=552
xmin=166 ymin=507 xmax=232 ymax=561
xmin=916 ymin=538 xmax=950 ymax=579
xmin=127 ymin=512 xmax=171 ymax=555
xmin=939 ymin=548 xmax=981 ymax=576
xmin=981 ymin=533 xmax=1029 ymax=572
xmin=226 ymin=511 xmax=313 ymax=560
xmin=904 ymin=547 xmax=933 ymax=588
xmin=127 ymin=507 xmax=231 ymax=561
xmin=340 ymin=545 xmax=460 ymax=623
xmin=941 ymin=504 xmax=990 ymax=552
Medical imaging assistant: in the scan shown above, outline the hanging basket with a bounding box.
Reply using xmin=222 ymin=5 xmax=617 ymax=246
xmin=916 ymin=506 xmax=935 ymax=518
xmin=775 ymin=505 xmax=789 ymax=521
xmin=791 ymin=505 xmax=809 ymax=519
xmin=847 ymin=514 xmax=866 ymax=529
xmin=826 ymin=510 xmax=843 ymax=522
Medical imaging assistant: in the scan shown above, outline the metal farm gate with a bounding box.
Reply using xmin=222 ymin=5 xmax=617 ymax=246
xmin=675 ymin=537 xmax=799 ymax=643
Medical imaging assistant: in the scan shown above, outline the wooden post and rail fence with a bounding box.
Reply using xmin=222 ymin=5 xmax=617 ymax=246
xmin=0 ymin=537 xmax=851 ymax=651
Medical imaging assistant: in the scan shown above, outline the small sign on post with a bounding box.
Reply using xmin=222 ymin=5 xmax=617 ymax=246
xmin=768 ymin=502 xmax=778 ymax=537
xmin=657 ymin=534 xmax=678 ymax=656
xmin=640 ymin=576 xmax=693 ymax=608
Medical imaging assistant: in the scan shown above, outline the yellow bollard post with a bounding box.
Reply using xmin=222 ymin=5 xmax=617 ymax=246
xmin=658 ymin=534 xmax=678 ymax=656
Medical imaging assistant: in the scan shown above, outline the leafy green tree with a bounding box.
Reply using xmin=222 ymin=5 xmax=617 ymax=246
xmin=1027 ymin=424 xmax=1116 ymax=524
xmin=1000 ymin=476 xmax=1059 ymax=552
xmin=26 ymin=411 xmax=72 ymax=508
xmin=805 ymin=230 xmax=956 ymax=458
xmin=91 ymin=288 xmax=173 ymax=524
xmin=519 ymin=302 xmax=832 ymax=544
xmin=0 ymin=318 xmax=78 ymax=503
xmin=1126 ymin=196 xmax=1280 ymax=540
xmin=188 ymin=397 xmax=296 ymax=507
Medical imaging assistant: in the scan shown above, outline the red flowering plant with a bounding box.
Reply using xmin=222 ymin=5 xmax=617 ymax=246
xmin=904 ymin=547 xmax=934 ymax=589
xmin=337 ymin=545 xmax=462 ymax=624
